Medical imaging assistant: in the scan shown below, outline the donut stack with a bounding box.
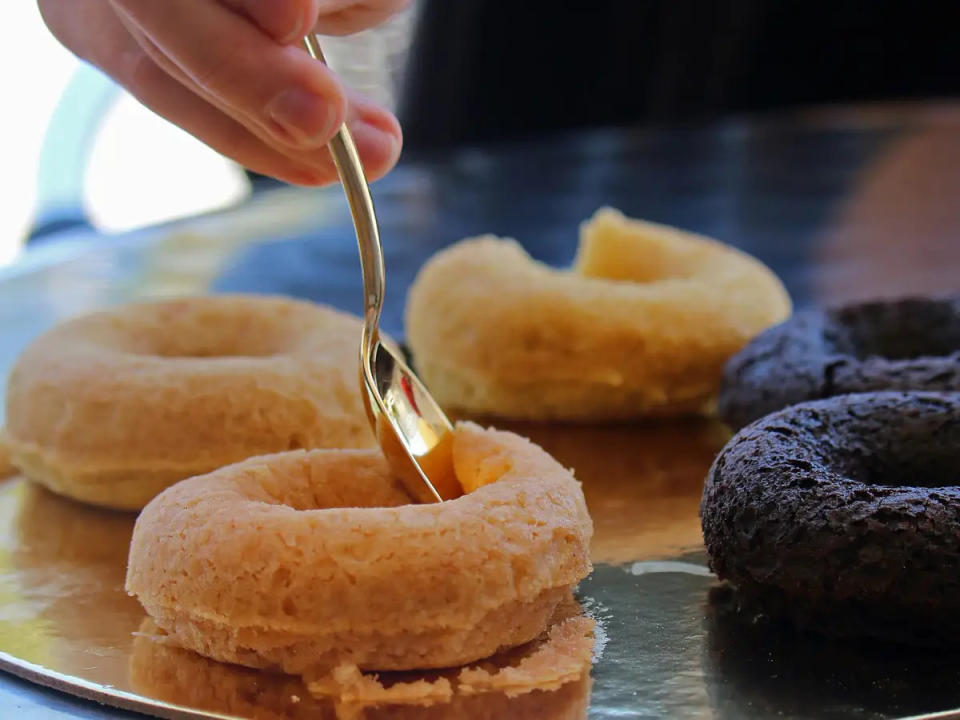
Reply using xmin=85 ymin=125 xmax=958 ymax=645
xmin=1 ymin=293 xmax=594 ymax=690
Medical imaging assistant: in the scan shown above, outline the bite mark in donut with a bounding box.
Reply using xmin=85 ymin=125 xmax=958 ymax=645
xmin=406 ymin=208 xmax=791 ymax=420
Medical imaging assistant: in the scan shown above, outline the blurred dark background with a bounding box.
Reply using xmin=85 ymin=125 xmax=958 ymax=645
xmin=399 ymin=1 xmax=956 ymax=151
xmin=13 ymin=0 xmax=959 ymax=251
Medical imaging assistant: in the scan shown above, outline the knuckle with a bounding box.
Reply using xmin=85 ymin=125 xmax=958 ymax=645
xmin=120 ymin=49 xmax=154 ymax=96
xmin=213 ymin=124 xmax=257 ymax=165
xmin=189 ymin=42 xmax=248 ymax=95
xmin=112 ymin=46 xmax=163 ymax=103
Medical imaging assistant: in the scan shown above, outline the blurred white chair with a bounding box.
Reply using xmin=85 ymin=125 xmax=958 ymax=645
xmin=30 ymin=62 xmax=249 ymax=243
xmin=19 ymin=2 xmax=418 ymax=248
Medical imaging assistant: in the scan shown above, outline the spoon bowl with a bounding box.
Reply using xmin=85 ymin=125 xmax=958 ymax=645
xmin=364 ymin=341 xmax=459 ymax=502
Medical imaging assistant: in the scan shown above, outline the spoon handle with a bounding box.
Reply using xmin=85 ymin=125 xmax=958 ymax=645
xmin=301 ymin=35 xmax=453 ymax=505
xmin=302 ymin=34 xmax=384 ymax=358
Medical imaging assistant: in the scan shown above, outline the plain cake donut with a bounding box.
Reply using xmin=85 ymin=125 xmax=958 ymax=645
xmin=125 ymin=422 xmax=593 ymax=675
xmin=701 ymin=391 xmax=960 ymax=645
xmin=3 ymin=295 xmax=375 ymax=510
xmin=718 ymin=295 xmax=960 ymax=430
xmin=406 ymin=207 xmax=791 ymax=420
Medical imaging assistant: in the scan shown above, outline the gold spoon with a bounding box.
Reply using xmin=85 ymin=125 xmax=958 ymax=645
xmin=302 ymin=35 xmax=459 ymax=503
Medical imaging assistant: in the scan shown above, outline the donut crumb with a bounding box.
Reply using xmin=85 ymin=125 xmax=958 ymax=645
xmin=307 ymin=614 xmax=595 ymax=708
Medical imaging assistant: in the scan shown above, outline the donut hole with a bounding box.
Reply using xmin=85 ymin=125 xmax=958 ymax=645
xmin=91 ymin=300 xmax=302 ymax=358
xmin=141 ymin=320 xmax=290 ymax=359
xmin=246 ymin=453 xmax=413 ymax=512
xmin=830 ymin=298 xmax=960 ymax=361
xmin=840 ymin=451 xmax=958 ymax=489
xmin=825 ymin=402 xmax=960 ymax=489
xmin=145 ymin=336 xmax=282 ymax=359
xmin=574 ymin=210 xmax=701 ymax=284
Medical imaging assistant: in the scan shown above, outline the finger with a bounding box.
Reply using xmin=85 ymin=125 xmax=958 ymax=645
xmin=40 ymin=0 xmax=331 ymax=184
xmin=127 ymin=53 xmax=337 ymax=185
xmin=121 ymin=14 xmax=401 ymax=181
xmin=110 ymin=0 xmax=346 ymax=149
xmin=218 ymin=0 xmax=321 ymax=44
xmin=39 ymin=0 xmax=136 ymax=69
xmin=312 ymin=0 xmax=412 ymax=36
xmin=112 ymin=7 xmax=277 ymax=150
xmin=343 ymin=90 xmax=402 ymax=180
xmin=39 ymin=0 xmax=400 ymax=183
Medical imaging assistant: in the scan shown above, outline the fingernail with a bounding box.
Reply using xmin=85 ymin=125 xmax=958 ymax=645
xmin=267 ymin=88 xmax=340 ymax=146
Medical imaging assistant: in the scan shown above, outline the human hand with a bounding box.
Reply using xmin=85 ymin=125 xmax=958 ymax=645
xmin=38 ymin=0 xmax=408 ymax=185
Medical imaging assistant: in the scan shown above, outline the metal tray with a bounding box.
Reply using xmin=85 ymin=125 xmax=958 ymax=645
xmin=2 ymin=418 xmax=959 ymax=719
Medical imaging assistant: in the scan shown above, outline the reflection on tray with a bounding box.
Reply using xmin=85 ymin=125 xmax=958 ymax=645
xmin=0 ymin=478 xmax=142 ymax=676
xmin=131 ymin=611 xmax=593 ymax=720
xmin=1 ymin=472 xmax=594 ymax=718
xmin=491 ymin=419 xmax=728 ymax=564
xmin=704 ymin=585 xmax=960 ymax=718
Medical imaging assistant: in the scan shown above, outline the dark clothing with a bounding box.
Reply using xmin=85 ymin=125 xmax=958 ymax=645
xmin=399 ymin=1 xmax=957 ymax=150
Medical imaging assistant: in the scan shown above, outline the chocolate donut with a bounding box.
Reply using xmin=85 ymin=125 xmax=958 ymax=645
xmin=700 ymin=391 xmax=960 ymax=645
xmin=718 ymin=296 xmax=960 ymax=430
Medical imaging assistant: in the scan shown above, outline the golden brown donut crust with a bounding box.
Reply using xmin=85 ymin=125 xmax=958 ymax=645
xmin=406 ymin=208 xmax=791 ymax=420
xmin=3 ymin=295 xmax=375 ymax=509
xmin=125 ymin=423 xmax=593 ymax=675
